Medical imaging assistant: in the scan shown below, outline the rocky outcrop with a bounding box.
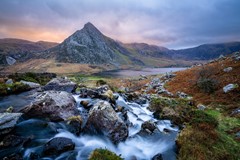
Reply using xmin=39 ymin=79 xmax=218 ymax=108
xmin=43 ymin=77 xmax=77 ymax=93
xmin=43 ymin=137 xmax=75 ymax=156
xmin=141 ymin=121 xmax=157 ymax=134
xmin=21 ymin=91 xmax=79 ymax=122
xmin=84 ymin=100 xmax=128 ymax=143
xmin=0 ymin=113 xmax=23 ymax=136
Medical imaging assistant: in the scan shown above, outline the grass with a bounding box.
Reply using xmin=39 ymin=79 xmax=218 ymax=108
xmin=88 ymin=148 xmax=123 ymax=160
xmin=177 ymin=109 xmax=240 ymax=160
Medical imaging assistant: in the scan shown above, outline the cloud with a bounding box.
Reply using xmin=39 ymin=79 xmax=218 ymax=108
xmin=0 ymin=0 xmax=239 ymax=48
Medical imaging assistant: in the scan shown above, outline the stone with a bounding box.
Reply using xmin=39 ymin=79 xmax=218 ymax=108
xmin=66 ymin=115 xmax=82 ymax=135
xmin=21 ymin=91 xmax=79 ymax=122
xmin=223 ymin=84 xmax=238 ymax=93
xmin=141 ymin=121 xmax=157 ymax=133
xmin=84 ymin=100 xmax=128 ymax=143
xmin=43 ymin=77 xmax=77 ymax=93
xmin=0 ymin=113 xmax=23 ymax=136
xmin=176 ymin=91 xmax=188 ymax=98
xmin=152 ymin=153 xmax=163 ymax=160
xmin=223 ymin=67 xmax=233 ymax=73
xmin=6 ymin=56 xmax=16 ymax=65
xmin=43 ymin=137 xmax=75 ymax=156
xmin=80 ymin=100 xmax=92 ymax=109
xmin=5 ymin=79 xmax=13 ymax=85
xmin=20 ymin=80 xmax=41 ymax=89
xmin=197 ymin=104 xmax=206 ymax=110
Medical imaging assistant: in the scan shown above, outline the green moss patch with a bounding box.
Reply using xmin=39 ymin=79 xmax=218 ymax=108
xmin=88 ymin=148 xmax=123 ymax=160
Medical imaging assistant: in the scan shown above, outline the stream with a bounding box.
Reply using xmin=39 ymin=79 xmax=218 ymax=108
xmin=1 ymin=91 xmax=178 ymax=160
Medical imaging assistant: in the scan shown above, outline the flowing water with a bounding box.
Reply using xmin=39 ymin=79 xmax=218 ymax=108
xmin=3 ymin=93 xmax=178 ymax=160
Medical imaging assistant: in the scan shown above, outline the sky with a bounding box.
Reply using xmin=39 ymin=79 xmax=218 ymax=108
xmin=0 ymin=0 xmax=240 ymax=49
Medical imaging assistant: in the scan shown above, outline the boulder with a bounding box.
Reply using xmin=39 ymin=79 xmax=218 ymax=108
xmin=5 ymin=79 xmax=13 ymax=85
xmin=223 ymin=67 xmax=233 ymax=73
xmin=176 ymin=91 xmax=188 ymax=98
xmin=141 ymin=121 xmax=157 ymax=133
xmin=66 ymin=115 xmax=82 ymax=135
xmin=20 ymin=80 xmax=41 ymax=89
xmin=43 ymin=137 xmax=75 ymax=156
xmin=43 ymin=77 xmax=77 ymax=93
xmin=197 ymin=104 xmax=206 ymax=110
xmin=21 ymin=91 xmax=79 ymax=122
xmin=84 ymin=100 xmax=128 ymax=143
xmin=223 ymin=84 xmax=239 ymax=93
xmin=0 ymin=113 xmax=23 ymax=136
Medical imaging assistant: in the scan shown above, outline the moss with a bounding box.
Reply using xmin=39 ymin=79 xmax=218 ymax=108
xmin=88 ymin=148 xmax=123 ymax=160
xmin=0 ymin=82 xmax=30 ymax=96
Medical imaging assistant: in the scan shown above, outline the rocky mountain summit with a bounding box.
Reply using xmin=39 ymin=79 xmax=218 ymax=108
xmin=46 ymin=22 xmax=143 ymax=66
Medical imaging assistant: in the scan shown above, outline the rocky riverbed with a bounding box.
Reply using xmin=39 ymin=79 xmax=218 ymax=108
xmin=0 ymin=77 xmax=179 ymax=160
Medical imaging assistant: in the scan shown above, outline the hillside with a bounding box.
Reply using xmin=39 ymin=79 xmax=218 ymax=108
xmin=174 ymin=42 xmax=240 ymax=60
xmin=0 ymin=38 xmax=58 ymax=65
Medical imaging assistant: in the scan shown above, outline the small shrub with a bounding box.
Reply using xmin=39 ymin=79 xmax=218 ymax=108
xmin=197 ymin=78 xmax=218 ymax=93
xmin=96 ymin=80 xmax=107 ymax=86
xmin=88 ymin=148 xmax=123 ymax=160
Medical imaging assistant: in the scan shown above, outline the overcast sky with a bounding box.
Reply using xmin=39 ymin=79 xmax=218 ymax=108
xmin=0 ymin=0 xmax=239 ymax=49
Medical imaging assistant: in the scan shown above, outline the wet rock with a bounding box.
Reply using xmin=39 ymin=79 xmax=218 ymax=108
xmin=0 ymin=135 xmax=29 ymax=149
xmin=197 ymin=104 xmax=206 ymax=110
xmin=21 ymin=91 xmax=79 ymax=122
xmin=66 ymin=115 xmax=82 ymax=135
xmin=43 ymin=137 xmax=75 ymax=156
xmin=5 ymin=79 xmax=13 ymax=85
xmin=223 ymin=84 xmax=238 ymax=93
xmin=5 ymin=106 xmax=14 ymax=113
xmin=20 ymin=80 xmax=41 ymax=89
xmin=0 ymin=113 xmax=23 ymax=136
xmin=0 ymin=135 xmax=29 ymax=160
xmin=152 ymin=153 xmax=163 ymax=160
xmin=43 ymin=77 xmax=77 ymax=93
xmin=80 ymin=100 xmax=92 ymax=110
xmin=141 ymin=121 xmax=157 ymax=133
xmin=84 ymin=100 xmax=128 ymax=143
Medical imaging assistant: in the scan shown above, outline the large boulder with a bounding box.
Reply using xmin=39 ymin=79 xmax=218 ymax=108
xmin=43 ymin=137 xmax=75 ymax=156
xmin=84 ymin=100 xmax=128 ymax=143
xmin=0 ymin=113 xmax=23 ymax=136
xmin=43 ymin=77 xmax=77 ymax=93
xmin=21 ymin=91 xmax=79 ymax=122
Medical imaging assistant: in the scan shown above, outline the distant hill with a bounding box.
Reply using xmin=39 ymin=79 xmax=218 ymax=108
xmin=0 ymin=38 xmax=58 ymax=65
xmin=173 ymin=42 xmax=240 ymax=60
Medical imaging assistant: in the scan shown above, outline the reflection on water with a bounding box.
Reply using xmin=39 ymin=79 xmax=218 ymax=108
xmin=94 ymin=68 xmax=187 ymax=78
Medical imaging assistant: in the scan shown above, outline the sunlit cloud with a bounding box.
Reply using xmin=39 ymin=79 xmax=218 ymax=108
xmin=0 ymin=0 xmax=239 ymax=49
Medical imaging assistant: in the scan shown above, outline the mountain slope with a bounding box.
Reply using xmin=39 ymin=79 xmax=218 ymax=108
xmin=46 ymin=22 xmax=144 ymax=66
xmin=174 ymin=42 xmax=240 ymax=60
xmin=0 ymin=38 xmax=58 ymax=65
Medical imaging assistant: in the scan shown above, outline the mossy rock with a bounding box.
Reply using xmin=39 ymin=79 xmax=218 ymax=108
xmin=88 ymin=148 xmax=123 ymax=160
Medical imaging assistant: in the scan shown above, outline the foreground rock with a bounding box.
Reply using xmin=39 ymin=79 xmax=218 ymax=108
xmin=0 ymin=113 xmax=23 ymax=136
xmin=84 ymin=100 xmax=128 ymax=143
xmin=43 ymin=137 xmax=75 ymax=156
xmin=21 ymin=91 xmax=79 ymax=122
xmin=43 ymin=77 xmax=77 ymax=93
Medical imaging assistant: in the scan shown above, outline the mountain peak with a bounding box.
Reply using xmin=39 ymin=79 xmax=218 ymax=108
xmin=83 ymin=22 xmax=99 ymax=32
